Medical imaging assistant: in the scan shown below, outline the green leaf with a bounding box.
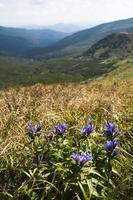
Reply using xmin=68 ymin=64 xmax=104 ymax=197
xmin=78 ymin=181 xmax=90 ymax=200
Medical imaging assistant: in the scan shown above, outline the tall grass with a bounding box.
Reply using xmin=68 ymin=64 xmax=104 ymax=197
xmin=0 ymin=78 xmax=132 ymax=199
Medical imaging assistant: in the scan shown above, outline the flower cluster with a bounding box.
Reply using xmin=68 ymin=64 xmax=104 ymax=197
xmin=104 ymin=140 xmax=120 ymax=156
xmin=104 ymin=122 xmax=121 ymax=156
xmin=52 ymin=123 xmax=68 ymax=135
xmin=81 ymin=118 xmax=95 ymax=136
xmin=72 ymin=152 xmax=92 ymax=166
xmin=27 ymin=121 xmax=43 ymax=139
xmin=104 ymin=122 xmax=121 ymax=140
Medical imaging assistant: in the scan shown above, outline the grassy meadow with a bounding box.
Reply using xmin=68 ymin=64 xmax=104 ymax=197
xmin=0 ymin=77 xmax=132 ymax=199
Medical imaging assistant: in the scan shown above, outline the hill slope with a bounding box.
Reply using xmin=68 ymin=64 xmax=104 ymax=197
xmin=27 ymin=18 xmax=133 ymax=58
xmin=0 ymin=26 xmax=67 ymax=55
xmin=0 ymin=46 xmax=132 ymax=88
xmin=84 ymin=32 xmax=133 ymax=59
xmin=0 ymin=34 xmax=32 ymax=56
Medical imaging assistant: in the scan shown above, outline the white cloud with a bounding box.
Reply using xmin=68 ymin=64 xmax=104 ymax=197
xmin=0 ymin=0 xmax=133 ymax=27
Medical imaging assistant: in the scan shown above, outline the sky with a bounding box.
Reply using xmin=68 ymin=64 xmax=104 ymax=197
xmin=0 ymin=0 xmax=133 ymax=27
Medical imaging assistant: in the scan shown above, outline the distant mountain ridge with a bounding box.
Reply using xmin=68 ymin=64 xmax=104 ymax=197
xmin=0 ymin=17 xmax=133 ymax=57
xmin=24 ymin=23 xmax=81 ymax=33
xmin=26 ymin=17 xmax=133 ymax=58
xmin=0 ymin=26 xmax=67 ymax=55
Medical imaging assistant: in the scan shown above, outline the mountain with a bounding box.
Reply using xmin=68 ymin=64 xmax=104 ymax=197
xmin=24 ymin=23 xmax=81 ymax=33
xmin=26 ymin=18 xmax=133 ymax=58
xmin=0 ymin=34 xmax=31 ymax=55
xmin=0 ymin=26 xmax=67 ymax=55
xmin=46 ymin=23 xmax=81 ymax=33
xmin=84 ymin=32 xmax=133 ymax=59
xmin=1 ymin=30 xmax=133 ymax=88
xmin=0 ymin=32 xmax=133 ymax=87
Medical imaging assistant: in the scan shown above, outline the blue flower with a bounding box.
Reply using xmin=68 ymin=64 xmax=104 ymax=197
xmin=52 ymin=123 xmax=68 ymax=135
xmin=104 ymin=122 xmax=115 ymax=137
xmin=104 ymin=122 xmax=121 ymax=139
xmin=34 ymin=124 xmax=43 ymax=133
xmin=72 ymin=152 xmax=92 ymax=166
xmin=113 ymin=149 xmax=121 ymax=156
xmin=27 ymin=121 xmax=43 ymax=139
xmin=72 ymin=152 xmax=80 ymax=162
xmin=81 ymin=118 xmax=95 ymax=136
xmin=113 ymin=140 xmax=118 ymax=148
xmin=104 ymin=140 xmax=118 ymax=152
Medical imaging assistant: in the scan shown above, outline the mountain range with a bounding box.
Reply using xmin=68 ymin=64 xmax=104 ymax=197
xmin=0 ymin=17 xmax=133 ymax=57
xmin=0 ymin=30 xmax=133 ymax=88
xmin=0 ymin=27 xmax=68 ymax=55
xmin=0 ymin=17 xmax=133 ymax=88
xmin=23 ymin=23 xmax=82 ymax=33
xmin=26 ymin=17 xmax=133 ymax=58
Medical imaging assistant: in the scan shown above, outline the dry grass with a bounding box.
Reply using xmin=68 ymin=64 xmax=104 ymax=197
xmin=0 ymin=78 xmax=132 ymax=199
xmin=0 ymin=78 xmax=132 ymax=141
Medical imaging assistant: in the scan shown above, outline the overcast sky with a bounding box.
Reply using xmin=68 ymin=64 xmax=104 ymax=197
xmin=0 ymin=0 xmax=133 ymax=27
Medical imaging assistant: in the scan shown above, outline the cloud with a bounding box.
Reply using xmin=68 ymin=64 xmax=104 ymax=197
xmin=31 ymin=0 xmax=49 ymax=5
xmin=0 ymin=0 xmax=133 ymax=26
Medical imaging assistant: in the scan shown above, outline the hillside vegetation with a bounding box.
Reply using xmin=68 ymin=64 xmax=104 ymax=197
xmin=0 ymin=56 xmax=114 ymax=88
xmin=85 ymin=32 xmax=133 ymax=59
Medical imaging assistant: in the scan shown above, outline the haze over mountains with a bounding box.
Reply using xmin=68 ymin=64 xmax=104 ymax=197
xmin=22 ymin=22 xmax=100 ymax=33
xmin=23 ymin=23 xmax=82 ymax=33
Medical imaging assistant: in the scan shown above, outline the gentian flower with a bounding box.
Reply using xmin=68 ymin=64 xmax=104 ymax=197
xmin=104 ymin=122 xmax=121 ymax=139
xmin=72 ymin=152 xmax=92 ymax=166
xmin=27 ymin=121 xmax=43 ymax=139
xmin=81 ymin=118 xmax=95 ymax=136
xmin=104 ymin=122 xmax=115 ymax=138
xmin=52 ymin=123 xmax=68 ymax=135
xmin=113 ymin=149 xmax=121 ymax=156
xmin=104 ymin=140 xmax=118 ymax=153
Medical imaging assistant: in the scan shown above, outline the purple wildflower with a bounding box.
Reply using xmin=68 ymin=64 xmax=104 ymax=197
xmin=52 ymin=123 xmax=68 ymax=135
xmin=104 ymin=122 xmax=121 ymax=139
xmin=27 ymin=121 xmax=43 ymax=139
xmin=72 ymin=152 xmax=92 ymax=166
xmin=113 ymin=149 xmax=121 ymax=156
xmin=34 ymin=124 xmax=43 ymax=133
xmin=104 ymin=122 xmax=115 ymax=138
xmin=81 ymin=118 xmax=95 ymax=136
xmin=104 ymin=140 xmax=118 ymax=153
